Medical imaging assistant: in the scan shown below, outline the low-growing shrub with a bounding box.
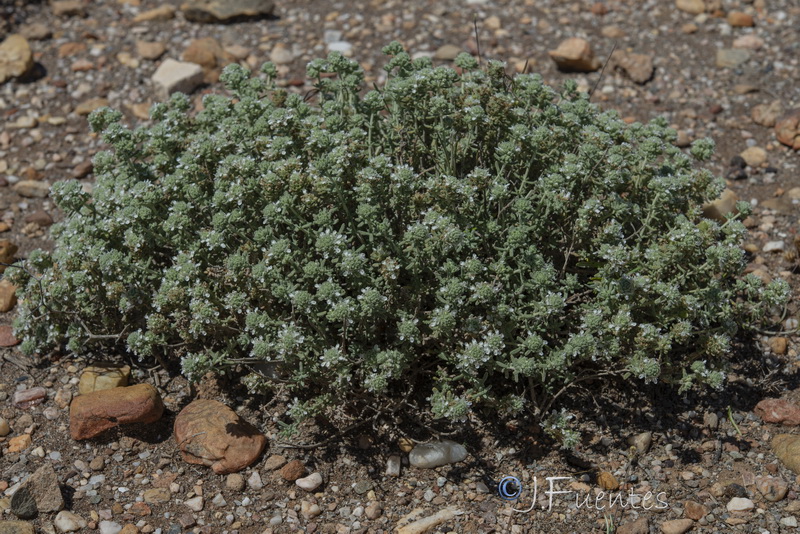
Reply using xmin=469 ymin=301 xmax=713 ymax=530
xmin=9 ymin=43 xmax=788 ymax=439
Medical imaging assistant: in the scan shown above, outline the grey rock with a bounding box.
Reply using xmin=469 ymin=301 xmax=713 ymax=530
xmin=181 ymin=0 xmax=274 ymax=23
xmin=151 ymin=59 xmax=205 ymax=100
xmin=716 ymin=48 xmax=751 ymax=68
xmin=11 ymin=486 xmax=38 ymax=519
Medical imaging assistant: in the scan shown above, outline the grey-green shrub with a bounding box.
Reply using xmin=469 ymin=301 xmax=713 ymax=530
xmin=9 ymin=43 xmax=788 ymax=436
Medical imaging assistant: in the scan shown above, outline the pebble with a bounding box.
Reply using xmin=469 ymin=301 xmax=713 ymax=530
xmin=0 ymin=417 xmax=10 ymax=436
xmin=617 ymin=517 xmax=649 ymax=534
xmin=727 ymin=12 xmax=755 ymax=27
xmin=74 ymin=97 xmax=110 ymax=116
xmin=433 ymin=44 xmax=462 ymax=61
xmin=0 ymin=278 xmax=17 ymax=312
xmin=12 ymin=180 xmax=50 ymax=198
xmin=296 ymin=472 xmax=323 ymax=492
xmin=769 ymin=337 xmax=788 ymax=355
xmin=781 ymin=516 xmax=799 ymax=527
xmin=365 ymin=502 xmax=382 ymax=520
xmin=142 ymin=488 xmax=170 ymax=504
xmin=301 ymin=501 xmax=322 ymax=519
xmin=247 ymin=471 xmax=263 ymax=490
xmin=181 ymin=0 xmax=275 ymax=23
xmin=775 ymin=109 xmax=800 ymax=150
xmin=763 ymin=241 xmax=785 ymax=253
xmin=726 ymin=497 xmax=754 ymax=512
xmin=0 ymin=35 xmax=35 ymax=83
xmin=136 ymin=41 xmax=167 ymax=61
xmin=132 ymin=5 xmax=175 ymax=22
xmin=675 ymin=0 xmax=705 ymax=15
xmin=740 ymin=146 xmax=767 ymax=167
xmin=12 ymin=464 xmax=64 ymax=517
xmin=13 ymin=387 xmax=47 ymax=408
xmin=409 ymin=440 xmax=468 ymax=468
xmin=226 ymin=473 xmax=245 ymax=492
xmin=613 ymin=52 xmax=655 ymax=84
xmin=597 ymin=471 xmax=619 ymax=490
xmin=184 ymin=496 xmax=204 ymax=512
xmin=270 ymin=44 xmax=294 ymax=65
xmin=629 ymin=431 xmax=653 ymax=454
xmin=548 ymin=37 xmax=601 ymax=72
xmin=98 ymin=521 xmax=123 ymax=534
xmin=280 ymin=460 xmax=307 ymax=481
xmin=755 ymin=475 xmax=789 ymax=501
xmin=702 ymin=189 xmax=738 ymax=222
xmin=264 ymin=454 xmax=287 ymax=471
xmin=151 ymin=59 xmax=205 ymax=101
xmin=54 ymin=510 xmax=88 ymax=532
xmin=716 ymin=48 xmax=751 ymax=68
xmin=79 ymin=363 xmax=131 ymax=394
xmin=386 ymin=454 xmax=401 ymax=477
xmin=752 ymin=101 xmax=783 ymax=128
xmin=211 ymin=493 xmax=226 ymax=508
xmin=660 ymin=519 xmax=694 ymax=534
xmin=684 ymin=500 xmax=708 ymax=520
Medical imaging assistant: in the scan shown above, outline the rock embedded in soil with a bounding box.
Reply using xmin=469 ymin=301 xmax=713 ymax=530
xmin=69 ymin=383 xmax=164 ymax=440
xmin=628 ymin=431 xmax=652 ymax=454
xmin=433 ymin=44 xmax=462 ymax=61
xmin=184 ymin=496 xmax=203 ymax=512
xmin=132 ymin=5 xmax=175 ymax=22
xmin=296 ymin=472 xmax=323 ymax=492
xmin=0 ymin=522 xmax=35 ymax=534
xmin=0 ymin=325 xmax=20 ymax=347
xmin=752 ymin=101 xmax=783 ymax=127
xmin=12 ymin=180 xmax=49 ymax=198
xmin=597 ymin=471 xmax=619 ymax=490
xmin=0 ymin=417 xmax=9 ymax=436
xmin=775 ymin=109 xmax=800 ymax=150
xmin=684 ymin=500 xmax=708 ymax=520
xmin=613 ymin=52 xmax=655 ymax=84
xmin=660 ymin=518 xmax=694 ymax=534
xmin=173 ymin=398 xmax=267 ymax=474
xmin=11 ymin=464 xmax=64 ymax=518
xmin=716 ymin=48 xmax=751 ymax=68
xmin=754 ymin=398 xmax=800 ymax=425
xmin=740 ymin=146 xmax=767 ymax=167
xmin=51 ymin=0 xmax=85 ymax=17
xmin=773 ymin=434 xmax=800 ymax=474
xmin=727 ymin=497 xmax=755 ymax=511
xmin=54 ymin=510 xmax=87 ymax=532
xmin=136 ymin=41 xmax=167 ymax=61
xmin=702 ymin=188 xmax=738 ymax=222
xmin=755 ymin=475 xmax=789 ymax=501
xmin=548 ymin=38 xmax=601 ymax=72
xmin=13 ymin=387 xmax=46 ymax=408
xmin=675 ymin=0 xmax=705 ymax=15
xmin=151 ymin=59 xmax=205 ymax=101
xmin=727 ymin=12 xmax=755 ymax=27
xmin=78 ymin=363 xmax=131 ymax=394
xmin=0 ymin=240 xmax=18 ymax=272
xmin=7 ymin=434 xmax=31 ymax=452
xmin=0 ymin=34 xmax=35 ymax=84
xmin=280 ymin=459 xmax=306 ymax=481
xmin=181 ymin=0 xmax=275 ymax=23
xmin=0 ymin=279 xmax=17 ymax=312
xmin=409 ymin=440 xmax=468 ymax=468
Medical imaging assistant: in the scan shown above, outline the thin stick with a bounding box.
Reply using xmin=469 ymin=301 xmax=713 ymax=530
xmin=473 ymin=16 xmax=482 ymax=67
xmin=589 ymin=41 xmax=618 ymax=101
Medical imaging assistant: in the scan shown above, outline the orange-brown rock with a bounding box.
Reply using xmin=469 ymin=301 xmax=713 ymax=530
xmin=548 ymin=38 xmax=601 ymax=72
xmin=174 ymin=399 xmax=267 ymax=474
xmin=0 ymin=325 xmax=20 ymax=347
xmin=727 ymin=11 xmax=755 ymax=27
xmin=280 ymin=459 xmax=307 ymax=481
xmin=776 ymin=109 xmax=800 ymax=150
xmin=0 ymin=278 xmax=17 ymax=312
xmin=69 ymin=383 xmax=164 ymax=440
xmin=754 ymin=398 xmax=800 ymax=425
xmin=0 ymin=239 xmax=18 ymax=273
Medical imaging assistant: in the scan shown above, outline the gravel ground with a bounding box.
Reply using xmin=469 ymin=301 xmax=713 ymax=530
xmin=1 ymin=0 xmax=800 ymax=533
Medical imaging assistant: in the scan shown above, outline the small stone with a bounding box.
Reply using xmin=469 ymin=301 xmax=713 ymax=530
xmin=386 ymin=454 xmax=401 ymax=477
xmin=13 ymin=387 xmax=46 ymax=408
xmin=151 ymin=59 xmax=205 ymax=100
xmin=0 ymin=417 xmax=10 ymax=436
xmin=98 ymin=521 xmax=122 ymax=534
xmin=264 ymin=454 xmax=287 ymax=471
xmin=684 ymin=500 xmax=707 ymax=520
xmin=12 ymin=180 xmax=49 ymax=198
xmin=54 ymin=388 xmax=72 ymax=409
xmin=90 ymin=456 xmax=105 ymax=471
xmin=702 ymin=188 xmax=738 ymax=222
xmin=548 ymin=38 xmax=601 ymax=72
xmin=763 ymin=241 xmax=785 ymax=253
xmin=409 ymin=440 xmax=468 ymax=468
xmin=727 ymin=12 xmax=754 ymax=27
xmin=174 ymin=399 xmax=267 ymax=474
xmin=58 ymin=42 xmax=86 ymax=58
xmin=55 ymin=510 xmax=88 ymax=532
xmin=769 ymin=337 xmax=788 ymax=355
xmin=0 ymin=279 xmax=17 ymax=312
xmin=628 ymin=431 xmax=652 ymax=454
xmin=70 ymin=383 xmax=165 ymax=440
xmin=703 ymin=412 xmax=719 ymax=429
xmin=75 ymin=97 xmax=109 ymax=116
xmin=13 ymin=464 xmax=64 ymax=517
xmin=52 ymin=0 xmax=85 ymax=17
xmin=752 ymin=101 xmax=783 ymax=128
xmin=397 ymin=437 xmax=414 ymax=453
xmin=353 ymin=480 xmax=372 ymax=495
xmin=184 ymin=496 xmax=204 ymax=512
xmin=280 ymin=460 xmax=306 ymax=481
xmin=19 ymin=23 xmax=52 ymax=41
xmin=781 ymin=516 xmax=799 ymax=527
xmin=296 ymin=472 xmax=323 ymax=492
xmin=774 ymin=434 xmax=800 ymax=474
xmin=755 ymin=398 xmax=800 ymax=425
xmin=269 ymin=44 xmax=294 ymax=65
xmin=226 ymin=473 xmax=245 ymax=492
xmin=143 ymin=488 xmax=170 ymax=504
xmin=24 ymin=210 xmax=53 ymax=227
xmin=681 ymin=23 xmax=698 ymax=34
xmin=181 ymin=0 xmax=275 ymax=23
xmin=365 ymin=502 xmax=382 ymax=520
xmin=182 ymin=37 xmax=235 ymax=72
xmin=117 ymin=52 xmax=139 ymax=69
xmin=775 ymin=109 xmax=800 ymax=150
xmin=136 ymin=41 xmax=166 ymax=61
xmin=740 ymin=146 xmax=767 ymax=167
xmin=716 ymin=48 xmax=751 ymax=68
xmin=597 ymin=471 xmax=619 ymax=490
xmin=613 ymin=52 xmax=654 ymax=84
xmin=660 ymin=519 xmax=693 ymax=534
xmin=675 ymin=0 xmax=705 ymax=15
xmin=433 ymin=44 xmax=463 ymax=61
xmin=0 ymin=325 xmax=20 ymax=347
xmin=733 ymin=34 xmax=764 ymax=50
xmin=601 ymin=25 xmax=626 ymax=38
xmin=300 ymin=501 xmax=322 ymax=519
xmin=133 ymin=5 xmax=175 ymax=22
xmin=79 ymin=363 xmax=131 ymax=394
xmin=0 ymin=240 xmax=18 ymax=272
xmin=247 ymin=471 xmax=263 ymax=490
xmin=726 ymin=497 xmax=754 ymax=512
xmin=755 ymin=475 xmax=789 ymax=502
xmin=211 ymin=493 xmax=226 ymax=507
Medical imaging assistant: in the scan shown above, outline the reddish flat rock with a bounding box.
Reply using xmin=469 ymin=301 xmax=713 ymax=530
xmin=174 ymin=399 xmax=267 ymax=474
xmin=754 ymin=398 xmax=800 ymax=425
xmin=69 ymin=383 xmax=164 ymax=440
xmin=0 ymin=325 xmax=20 ymax=347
